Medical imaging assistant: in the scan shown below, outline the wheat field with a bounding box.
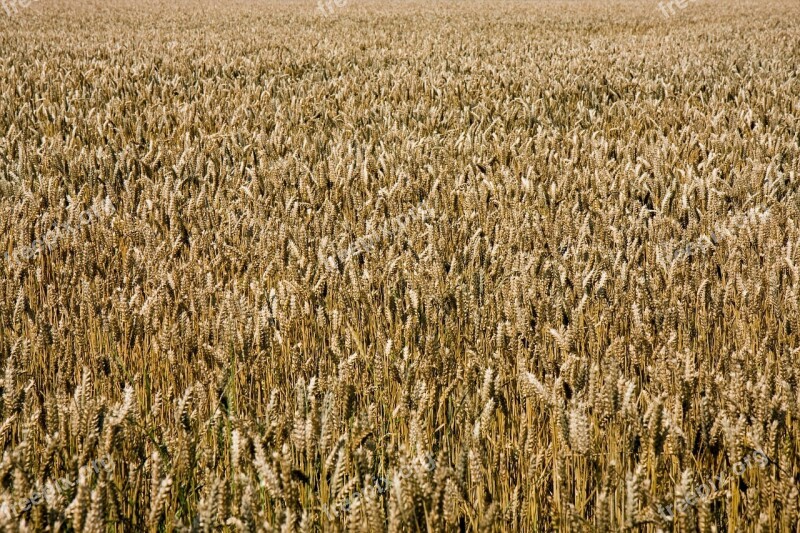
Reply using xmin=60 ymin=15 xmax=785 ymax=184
xmin=0 ymin=0 xmax=799 ymax=530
